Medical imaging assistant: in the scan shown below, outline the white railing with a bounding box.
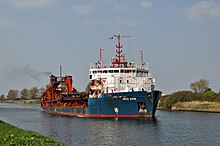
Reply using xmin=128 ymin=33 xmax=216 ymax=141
xmin=90 ymin=63 xmax=112 ymax=69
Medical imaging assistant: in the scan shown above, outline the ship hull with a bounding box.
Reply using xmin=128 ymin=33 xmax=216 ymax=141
xmin=41 ymin=90 xmax=161 ymax=119
xmin=42 ymin=108 xmax=152 ymax=118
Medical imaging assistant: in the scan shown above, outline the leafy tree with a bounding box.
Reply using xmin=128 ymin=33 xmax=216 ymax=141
xmin=161 ymin=91 xmax=193 ymax=109
xmin=159 ymin=91 xmax=205 ymax=109
xmin=190 ymin=79 xmax=209 ymax=93
xmin=163 ymin=95 xmax=178 ymax=109
xmin=29 ymin=87 xmax=38 ymax=99
xmin=203 ymin=88 xmax=218 ymax=101
xmin=20 ymin=88 xmax=29 ymax=100
xmin=7 ymin=90 xmax=19 ymax=100
xmin=0 ymin=94 xmax=5 ymax=100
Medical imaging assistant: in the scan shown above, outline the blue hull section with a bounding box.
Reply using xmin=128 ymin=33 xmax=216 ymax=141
xmin=42 ymin=90 xmax=161 ymax=118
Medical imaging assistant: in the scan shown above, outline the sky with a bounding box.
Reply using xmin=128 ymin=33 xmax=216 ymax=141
xmin=0 ymin=0 xmax=220 ymax=95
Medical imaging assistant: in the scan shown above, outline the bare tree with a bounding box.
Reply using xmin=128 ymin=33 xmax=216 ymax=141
xmin=190 ymin=79 xmax=209 ymax=93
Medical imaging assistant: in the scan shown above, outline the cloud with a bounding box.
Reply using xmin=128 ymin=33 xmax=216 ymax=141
xmin=72 ymin=3 xmax=96 ymax=15
xmin=114 ymin=4 xmax=127 ymax=12
xmin=37 ymin=22 xmax=55 ymax=31
xmin=72 ymin=0 xmax=110 ymax=15
xmin=170 ymin=6 xmax=179 ymax=11
xmin=0 ymin=17 xmax=15 ymax=28
xmin=162 ymin=6 xmax=179 ymax=12
xmin=77 ymin=19 xmax=145 ymax=27
xmin=140 ymin=1 xmax=153 ymax=9
xmin=78 ymin=19 xmax=97 ymax=26
xmin=118 ymin=19 xmax=145 ymax=27
xmin=1 ymin=0 xmax=58 ymax=9
xmin=77 ymin=19 xmax=109 ymax=27
xmin=0 ymin=37 xmax=16 ymax=44
xmin=186 ymin=0 xmax=220 ymax=22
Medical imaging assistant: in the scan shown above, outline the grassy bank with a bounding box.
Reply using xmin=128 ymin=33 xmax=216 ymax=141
xmin=159 ymin=90 xmax=220 ymax=112
xmin=171 ymin=101 xmax=220 ymax=112
xmin=0 ymin=120 xmax=67 ymax=146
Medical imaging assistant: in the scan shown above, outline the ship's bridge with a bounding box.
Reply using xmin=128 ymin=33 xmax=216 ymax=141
xmin=89 ymin=64 xmax=150 ymax=80
xmin=89 ymin=64 xmax=154 ymax=93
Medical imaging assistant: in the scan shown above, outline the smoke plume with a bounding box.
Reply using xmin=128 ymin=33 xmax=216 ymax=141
xmin=6 ymin=64 xmax=53 ymax=82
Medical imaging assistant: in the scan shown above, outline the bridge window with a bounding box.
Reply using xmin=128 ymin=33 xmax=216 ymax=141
xmin=114 ymin=70 xmax=119 ymax=73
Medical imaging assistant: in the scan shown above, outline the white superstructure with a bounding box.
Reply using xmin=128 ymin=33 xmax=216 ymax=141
xmin=88 ymin=33 xmax=155 ymax=97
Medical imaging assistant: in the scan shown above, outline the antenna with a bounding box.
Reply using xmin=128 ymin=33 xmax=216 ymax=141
xmin=60 ymin=65 xmax=62 ymax=77
xmin=140 ymin=50 xmax=145 ymax=69
xmin=100 ymin=48 xmax=103 ymax=68
xmin=141 ymin=50 xmax=144 ymax=65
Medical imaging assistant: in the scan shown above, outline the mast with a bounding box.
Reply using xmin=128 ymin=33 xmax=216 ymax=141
xmin=116 ymin=33 xmax=122 ymax=64
xmin=110 ymin=32 xmax=131 ymax=67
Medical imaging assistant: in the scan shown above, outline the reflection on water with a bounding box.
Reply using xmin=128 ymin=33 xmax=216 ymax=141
xmin=1 ymin=103 xmax=220 ymax=146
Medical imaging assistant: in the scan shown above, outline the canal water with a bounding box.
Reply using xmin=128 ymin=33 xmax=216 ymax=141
xmin=0 ymin=103 xmax=220 ymax=146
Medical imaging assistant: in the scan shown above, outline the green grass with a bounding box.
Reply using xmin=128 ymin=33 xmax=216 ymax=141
xmin=0 ymin=120 xmax=67 ymax=146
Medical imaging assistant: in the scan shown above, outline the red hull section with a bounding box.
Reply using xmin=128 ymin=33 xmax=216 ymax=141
xmin=43 ymin=111 xmax=152 ymax=119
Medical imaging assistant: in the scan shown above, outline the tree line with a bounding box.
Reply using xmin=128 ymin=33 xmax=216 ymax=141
xmin=0 ymin=86 xmax=47 ymax=100
xmin=159 ymin=79 xmax=220 ymax=109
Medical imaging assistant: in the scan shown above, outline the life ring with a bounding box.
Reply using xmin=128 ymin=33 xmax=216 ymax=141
xmin=114 ymin=107 xmax=119 ymax=114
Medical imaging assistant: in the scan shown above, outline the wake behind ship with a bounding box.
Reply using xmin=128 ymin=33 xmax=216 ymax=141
xmin=41 ymin=32 xmax=162 ymax=118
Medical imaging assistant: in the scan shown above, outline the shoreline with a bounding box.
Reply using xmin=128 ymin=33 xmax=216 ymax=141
xmin=157 ymin=107 xmax=220 ymax=113
xmin=0 ymin=99 xmax=40 ymax=104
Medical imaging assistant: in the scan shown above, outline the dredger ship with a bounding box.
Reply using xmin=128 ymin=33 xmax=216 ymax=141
xmin=41 ymin=33 xmax=161 ymax=118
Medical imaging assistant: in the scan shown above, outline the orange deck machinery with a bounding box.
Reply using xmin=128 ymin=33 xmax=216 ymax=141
xmin=40 ymin=75 xmax=87 ymax=108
